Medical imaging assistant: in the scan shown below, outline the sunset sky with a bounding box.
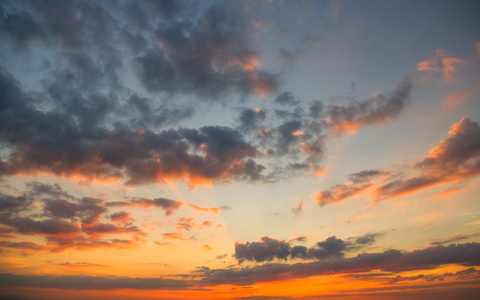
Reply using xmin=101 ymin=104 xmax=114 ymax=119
xmin=1 ymin=0 xmax=480 ymax=299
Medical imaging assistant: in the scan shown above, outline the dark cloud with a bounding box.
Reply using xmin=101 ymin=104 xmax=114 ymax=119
xmin=110 ymin=211 xmax=132 ymax=223
xmin=430 ymin=234 xmax=474 ymax=246
xmin=0 ymin=215 xmax=79 ymax=235
xmin=375 ymin=118 xmax=480 ymax=199
xmin=0 ymin=65 xmax=265 ymax=185
xmin=234 ymin=235 xmax=371 ymax=263
xmin=289 ymin=236 xmax=308 ymax=243
xmin=0 ymin=2 xmax=45 ymax=50
xmin=134 ymin=4 xmax=279 ymax=99
xmin=201 ymin=242 xmax=480 ymax=286
xmin=0 ymin=183 xmax=148 ymax=252
xmin=0 ymin=273 xmax=192 ymax=290
xmin=106 ymin=197 xmax=182 ymax=216
xmin=309 ymin=99 xmax=324 ymax=119
xmin=235 ymin=237 xmax=291 ymax=263
xmin=387 ymin=267 xmax=480 ymax=284
xmin=0 ymin=241 xmax=45 ymax=251
xmin=326 ymin=77 xmax=413 ymax=135
xmin=44 ymin=199 xmax=79 ymax=219
xmin=26 ymin=182 xmax=75 ymax=200
xmin=354 ymin=233 xmax=382 ymax=245
xmin=275 ymin=120 xmax=303 ymax=155
xmin=0 ymin=194 xmax=31 ymax=213
xmin=237 ymin=108 xmax=267 ymax=132
xmin=290 ymin=245 xmax=308 ymax=259
xmin=274 ymin=92 xmax=299 ymax=106
xmin=348 ymin=169 xmax=388 ymax=184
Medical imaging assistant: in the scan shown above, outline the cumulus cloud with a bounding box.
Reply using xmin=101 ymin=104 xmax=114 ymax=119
xmin=235 ymin=236 xmax=290 ymax=263
xmin=234 ymin=235 xmax=377 ymax=263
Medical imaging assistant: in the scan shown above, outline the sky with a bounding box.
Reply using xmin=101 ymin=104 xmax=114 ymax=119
xmin=0 ymin=0 xmax=480 ymax=299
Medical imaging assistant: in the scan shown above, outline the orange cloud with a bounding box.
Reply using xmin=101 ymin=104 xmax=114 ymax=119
xmin=417 ymin=49 xmax=467 ymax=82
xmin=184 ymin=203 xmax=221 ymax=214
xmin=313 ymin=183 xmax=371 ymax=206
xmin=375 ymin=118 xmax=480 ymax=200
xmin=444 ymin=89 xmax=470 ymax=107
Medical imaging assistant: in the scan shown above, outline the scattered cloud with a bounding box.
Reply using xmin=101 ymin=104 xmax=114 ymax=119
xmin=326 ymin=77 xmax=413 ymax=135
xmin=375 ymin=118 xmax=480 ymax=200
xmin=417 ymin=49 xmax=467 ymax=82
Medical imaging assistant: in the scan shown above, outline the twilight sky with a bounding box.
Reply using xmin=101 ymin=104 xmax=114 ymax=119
xmin=1 ymin=0 xmax=480 ymax=299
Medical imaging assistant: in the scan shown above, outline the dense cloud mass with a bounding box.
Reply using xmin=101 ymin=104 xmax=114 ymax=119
xmin=204 ymin=242 xmax=480 ymax=286
xmin=1 ymin=242 xmax=479 ymax=289
xmin=234 ymin=235 xmax=380 ymax=263
xmin=0 ymin=0 xmax=420 ymax=186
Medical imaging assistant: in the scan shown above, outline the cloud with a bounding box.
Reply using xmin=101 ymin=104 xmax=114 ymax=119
xmin=110 ymin=211 xmax=133 ymax=224
xmin=326 ymin=77 xmax=413 ymax=135
xmin=274 ymin=92 xmax=299 ymax=106
xmin=0 ymin=215 xmax=80 ymax=236
xmin=234 ymin=235 xmax=376 ymax=263
xmin=0 ymin=183 xmax=148 ymax=252
xmin=417 ymin=49 xmax=467 ymax=82
xmin=133 ymin=3 xmax=279 ymax=98
xmin=311 ymin=169 xmax=390 ymax=207
xmin=313 ymin=183 xmax=371 ymax=206
xmin=201 ymin=242 xmax=480 ymax=285
xmin=0 ymin=273 xmax=193 ymax=290
xmin=376 ymin=118 xmax=480 ymax=199
xmin=430 ymin=234 xmax=474 ymax=246
xmin=237 ymin=108 xmax=267 ymax=132
xmin=0 ymin=241 xmax=45 ymax=251
xmin=348 ymin=169 xmax=389 ymax=184
xmin=354 ymin=233 xmax=382 ymax=246
xmin=106 ymin=197 xmax=182 ymax=216
xmin=0 ymin=194 xmax=31 ymax=213
xmin=235 ymin=236 xmax=291 ymax=263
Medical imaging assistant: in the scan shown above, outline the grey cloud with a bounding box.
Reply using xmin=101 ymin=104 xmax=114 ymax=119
xmin=106 ymin=197 xmax=182 ymax=216
xmin=0 ymin=195 xmax=31 ymax=213
xmin=354 ymin=233 xmax=382 ymax=245
xmin=327 ymin=77 xmax=413 ymax=135
xmin=309 ymin=99 xmax=324 ymax=119
xmin=308 ymin=236 xmax=347 ymax=259
xmin=0 ymin=65 xmax=265 ymax=184
xmin=202 ymin=242 xmax=480 ymax=286
xmin=274 ymin=92 xmax=299 ymax=106
xmin=235 ymin=236 xmax=291 ymax=263
xmin=348 ymin=169 xmax=388 ymax=184
xmin=134 ymin=4 xmax=279 ymax=99
xmin=237 ymin=108 xmax=266 ymax=132
xmin=0 ymin=273 xmax=192 ymax=290
xmin=235 ymin=236 xmax=363 ymax=263
xmin=0 ymin=241 xmax=45 ymax=251
xmin=0 ymin=215 xmax=79 ymax=235
xmin=376 ymin=118 xmax=480 ymax=199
